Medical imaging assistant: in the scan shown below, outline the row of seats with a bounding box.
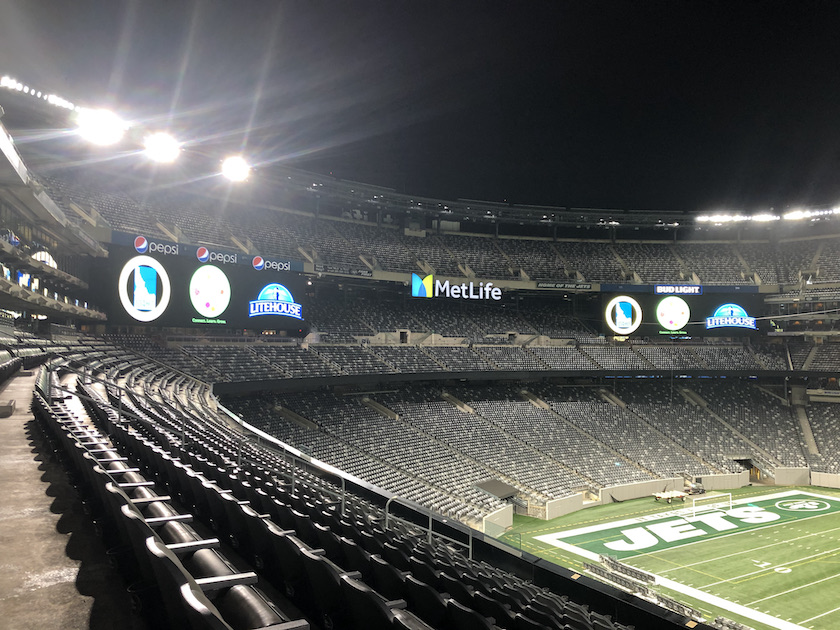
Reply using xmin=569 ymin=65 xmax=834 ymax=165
xmin=66 ymin=360 xmax=640 ymax=630
xmin=80 ymin=376 xmax=454 ymax=629
xmin=108 ymin=337 xmax=809 ymax=387
xmin=31 ymin=164 xmax=840 ymax=285
xmin=33 ymin=375 xmax=307 ymax=630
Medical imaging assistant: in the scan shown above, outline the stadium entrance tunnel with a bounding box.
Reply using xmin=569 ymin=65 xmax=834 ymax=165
xmin=733 ymin=458 xmax=768 ymax=484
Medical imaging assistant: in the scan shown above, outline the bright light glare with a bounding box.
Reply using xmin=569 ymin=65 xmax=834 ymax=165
xmin=783 ymin=210 xmax=806 ymax=221
xmin=143 ymin=132 xmax=181 ymax=163
xmin=697 ymin=213 xmax=782 ymax=224
xmin=696 ymin=214 xmax=750 ymax=224
xmin=76 ymin=108 xmax=127 ymax=146
xmin=221 ymin=156 xmax=250 ymax=182
xmin=783 ymin=208 xmax=840 ymax=221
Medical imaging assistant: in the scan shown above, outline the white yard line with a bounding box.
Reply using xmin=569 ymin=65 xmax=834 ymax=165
xmin=666 ymin=523 xmax=840 ymax=571
xmin=700 ymin=545 xmax=840 ymax=588
xmin=747 ymin=570 xmax=840 ymax=606
xmin=799 ymin=604 xmax=840 ymax=625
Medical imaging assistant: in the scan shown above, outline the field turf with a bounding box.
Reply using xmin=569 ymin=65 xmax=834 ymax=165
xmin=499 ymin=487 xmax=840 ymax=630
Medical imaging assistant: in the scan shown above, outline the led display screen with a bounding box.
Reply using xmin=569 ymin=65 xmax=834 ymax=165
xmin=97 ymin=246 xmax=309 ymax=332
xmin=601 ymin=291 xmax=765 ymax=337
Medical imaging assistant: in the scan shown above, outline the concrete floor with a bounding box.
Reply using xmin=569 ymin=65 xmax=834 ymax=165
xmin=0 ymin=371 xmax=149 ymax=630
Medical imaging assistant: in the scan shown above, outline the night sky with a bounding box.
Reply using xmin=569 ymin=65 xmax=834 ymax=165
xmin=3 ymin=1 xmax=840 ymax=213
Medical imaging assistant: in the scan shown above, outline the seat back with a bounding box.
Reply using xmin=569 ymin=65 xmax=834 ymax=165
xmin=340 ymin=576 xmax=397 ymax=630
xmin=404 ymin=575 xmax=449 ymax=629
xmin=446 ymin=599 xmax=495 ymax=630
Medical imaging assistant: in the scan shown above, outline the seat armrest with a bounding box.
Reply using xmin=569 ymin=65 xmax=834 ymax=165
xmin=195 ymin=571 xmax=258 ymax=591
xmin=117 ymin=481 xmax=156 ymax=488
xmin=131 ymin=495 xmax=172 ymax=504
xmin=167 ymin=538 xmax=221 ymax=554
xmin=146 ymin=513 xmax=193 ymax=526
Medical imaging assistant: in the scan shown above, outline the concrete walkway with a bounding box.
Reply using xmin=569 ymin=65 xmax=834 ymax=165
xmin=0 ymin=370 xmax=148 ymax=630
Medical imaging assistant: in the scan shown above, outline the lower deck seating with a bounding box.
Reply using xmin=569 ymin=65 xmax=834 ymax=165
xmin=62 ymin=365 xmax=641 ymax=630
xmin=33 ymin=377 xmax=309 ymax=630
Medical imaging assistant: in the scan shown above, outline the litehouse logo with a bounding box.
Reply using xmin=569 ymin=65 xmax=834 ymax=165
xmin=249 ymin=283 xmax=302 ymax=319
xmin=410 ymin=273 xmax=501 ymax=300
xmin=706 ymin=303 xmax=756 ymax=330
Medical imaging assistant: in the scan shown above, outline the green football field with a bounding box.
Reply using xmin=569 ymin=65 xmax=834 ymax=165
xmin=500 ymin=487 xmax=840 ymax=630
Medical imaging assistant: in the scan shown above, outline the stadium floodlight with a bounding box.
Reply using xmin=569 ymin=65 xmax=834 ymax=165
xmin=783 ymin=209 xmax=807 ymax=221
xmin=696 ymin=213 xmax=782 ymax=224
xmin=76 ymin=108 xmax=127 ymax=146
xmin=784 ymin=208 xmax=840 ymax=221
xmin=221 ymin=155 xmax=250 ymax=182
xmin=696 ymin=214 xmax=746 ymax=223
xmin=143 ymin=132 xmax=181 ymax=163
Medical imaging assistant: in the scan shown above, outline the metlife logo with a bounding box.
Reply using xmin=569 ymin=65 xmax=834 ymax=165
xmin=410 ymin=273 xmax=502 ymax=300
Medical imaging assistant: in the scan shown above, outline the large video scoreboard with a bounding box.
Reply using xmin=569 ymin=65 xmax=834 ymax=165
xmin=602 ymin=285 xmax=765 ymax=338
xmin=96 ymin=245 xmax=309 ymax=333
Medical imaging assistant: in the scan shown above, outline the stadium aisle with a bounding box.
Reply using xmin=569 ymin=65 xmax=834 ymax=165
xmin=0 ymin=371 xmax=148 ymax=629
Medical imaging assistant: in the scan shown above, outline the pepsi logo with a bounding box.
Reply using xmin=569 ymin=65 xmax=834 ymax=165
xmin=196 ymin=247 xmax=210 ymax=262
xmin=252 ymin=256 xmax=265 ymax=270
xmin=134 ymin=236 xmax=149 ymax=253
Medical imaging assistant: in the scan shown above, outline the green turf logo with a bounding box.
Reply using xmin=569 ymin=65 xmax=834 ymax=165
xmin=521 ymin=491 xmax=840 ymax=629
xmin=600 ymin=506 xmax=779 ymax=552
xmin=534 ymin=491 xmax=840 ymax=561
xmin=774 ymin=499 xmax=831 ymax=512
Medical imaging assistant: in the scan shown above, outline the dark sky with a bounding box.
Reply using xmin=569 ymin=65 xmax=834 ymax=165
xmin=3 ymin=0 xmax=840 ymax=213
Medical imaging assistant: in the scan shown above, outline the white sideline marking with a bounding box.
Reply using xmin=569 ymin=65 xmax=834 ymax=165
xmin=655 ymin=575 xmax=810 ymax=630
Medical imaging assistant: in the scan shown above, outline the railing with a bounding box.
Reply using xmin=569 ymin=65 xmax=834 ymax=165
xmin=385 ymin=495 xmax=472 ymax=559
